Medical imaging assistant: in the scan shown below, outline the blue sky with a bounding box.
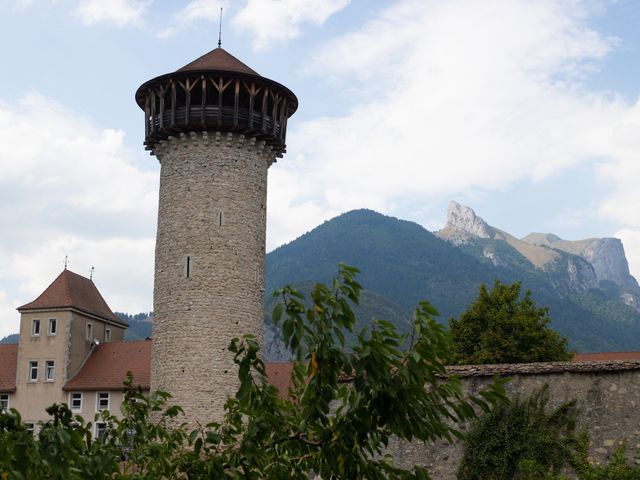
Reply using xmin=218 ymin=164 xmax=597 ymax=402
xmin=0 ymin=0 xmax=639 ymax=337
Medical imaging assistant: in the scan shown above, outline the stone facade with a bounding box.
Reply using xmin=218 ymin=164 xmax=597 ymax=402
xmin=151 ymin=131 xmax=275 ymax=424
xmin=386 ymin=361 xmax=640 ymax=479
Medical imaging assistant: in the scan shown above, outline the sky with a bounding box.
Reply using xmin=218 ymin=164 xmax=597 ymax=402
xmin=0 ymin=0 xmax=639 ymax=338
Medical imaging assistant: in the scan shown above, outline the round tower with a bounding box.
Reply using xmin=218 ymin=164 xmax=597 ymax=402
xmin=135 ymin=47 xmax=297 ymax=423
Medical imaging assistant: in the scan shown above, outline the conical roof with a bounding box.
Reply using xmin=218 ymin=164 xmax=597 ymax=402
xmin=178 ymin=47 xmax=259 ymax=75
xmin=18 ymin=269 xmax=126 ymax=326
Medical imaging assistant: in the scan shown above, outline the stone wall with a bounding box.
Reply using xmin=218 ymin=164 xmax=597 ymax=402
xmin=151 ymin=131 xmax=275 ymax=426
xmin=386 ymin=361 xmax=640 ymax=479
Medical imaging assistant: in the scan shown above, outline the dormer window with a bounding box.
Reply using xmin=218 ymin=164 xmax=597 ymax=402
xmin=48 ymin=318 xmax=57 ymax=336
xmin=32 ymin=319 xmax=40 ymax=337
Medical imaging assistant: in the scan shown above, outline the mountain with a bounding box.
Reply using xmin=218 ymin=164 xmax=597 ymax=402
xmin=4 ymin=207 xmax=639 ymax=355
xmin=266 ymin=207 xmax=640 ymax=354
xmin=266 ymin=209 xmax=492 ymax=318
xmin=521 ymin=232 xmax=640 ymax=309
xmin=437 ymin=201 xmax=640 ymax=309
xmin=0 ymin=333 xmax=18 ymax=344
xmin=115 ymin=312 xmax=154 ymax=340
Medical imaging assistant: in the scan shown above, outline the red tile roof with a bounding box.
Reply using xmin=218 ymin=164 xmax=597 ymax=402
xmin=64 ymin=340 xmax=151 ymax=391
xmin=178 ymin=47 xmax=259 ymax=75
xmin=0 ymin=344 xmax=17 ymax=392
xmin=265 ymin=362 xmax=293 ymax=398
xmin=18 ymin=270 xmax=125 ymax=326
xmin=573 ymin=352 xmax=640 ymax=362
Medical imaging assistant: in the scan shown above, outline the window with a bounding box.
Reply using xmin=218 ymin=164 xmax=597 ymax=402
xmin=86 ymin=322 xmax=93 ymax=341
xmin=218 ymin=211 xmax=224 ymax=226
xmin=69 ymin=392 xmax=82 ymax=412
xmin=25 ymin=423 xmax=35 ymax=435
xmin=48 ymin=318 xmax=57 ymax=336
xmin=0 ymin=394 xmax=8 ymax=413
xmin=105 ymin=328 xmax=111 ymax=343
xmin=95 ymin=422 xmax=107 ymax=440
xmin=45 ymin=360 xmax=55 ymax=382
xmin=185 ymin=255 xmax=192 ymax=278
xmin=28 ymin=361 xmax=38 ymax=382
xmin=32 ymin=319 xmax=40 ymax=336
xmin=96 ymin=392 xmax=109 ymax=411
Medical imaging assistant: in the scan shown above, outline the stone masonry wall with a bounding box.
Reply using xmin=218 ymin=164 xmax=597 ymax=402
xmin=151 ymin=131 xmax=275 ymax=426
xmin=386 ymin=361 xmax=640 ymax=479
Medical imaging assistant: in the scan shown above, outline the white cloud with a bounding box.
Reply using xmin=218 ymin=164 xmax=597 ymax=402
xmin=0 ymin=289 xmax=20 ymax=339
xmin=233 ymin=0 xmax=350 ymax=50
xmin=617 ymin=229 xmax=640 ymax=282
xmin=158 ymin=0 xmax=226 ymax=38
xmin=75 ymin=0 xmax=147 ymax=27
xmin=268 ymin=0 xmax=639 ymax=264
xmin=597 ymin=100 xmax=640 ymax=225
xmin=0 ymin=94 xmax=157 ymax=336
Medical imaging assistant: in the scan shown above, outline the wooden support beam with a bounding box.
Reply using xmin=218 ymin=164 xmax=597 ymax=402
xmin=171 ymin=81 xmax=176 ymax=126
xmin=271 ymin=93 xmax=280 ymax=135
xmin=150 ymin=89 xmax=156 ymax=133
xmin=261 ymin=88 xmax=269 ymax=131
xmin=233 ymin=79 xmax=240 ymax=126
xmin=157 ymin=84 xmax=167 ymax=129
xmin=201 ymin=76 xmax=206 ymax=127
xmin=185 ymin=79 xmax=191 ymax=125
xmin=144 ymin=91 xmax=150 ymax=137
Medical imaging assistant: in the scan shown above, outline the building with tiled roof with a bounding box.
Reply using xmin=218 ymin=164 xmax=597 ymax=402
xmin=1 ymin=269 xmax=132 ymax=433
xmin=63 ymin=340 xmax=151 ymax=391
xmin=18 ymin=269 xmax=127 ymax=326
xmin=0 ymin=268 xmax=295 ymax=434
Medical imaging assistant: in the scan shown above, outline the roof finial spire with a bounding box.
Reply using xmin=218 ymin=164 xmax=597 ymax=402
xmin=218 ymin=7 xmax=223 ymax=48
xmin=64 ymin=255 xmax=69 ymax=270
xmin=90 ymin=266 xmax=95 ymax=280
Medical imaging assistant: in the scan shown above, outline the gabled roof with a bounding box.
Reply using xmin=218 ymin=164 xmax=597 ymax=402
xmin=0 ymin=344 xmax=17 ymax=393
xmin=17 ymin=269 xmax=126 ymax=326
xmin=178 ymin=47 xmax=259 ymax=75
xmin=64 ymin=340 xmax=151 ymax=391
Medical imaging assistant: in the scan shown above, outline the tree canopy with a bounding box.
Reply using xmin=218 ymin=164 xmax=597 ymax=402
xmin=0 ymin=264 xmax=506 ymax=479
xmin=449 ymin=280 xmax=572 ymax=365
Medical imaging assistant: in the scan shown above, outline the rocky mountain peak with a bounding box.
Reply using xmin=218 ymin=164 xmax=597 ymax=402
xmin=445 ymin=201 xmax=494 ymax=238
xmin=522 ymin=232 xmax=562 ymax=246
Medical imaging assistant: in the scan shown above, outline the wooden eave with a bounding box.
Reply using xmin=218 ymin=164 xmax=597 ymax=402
xmin=17 ymin=306 xmax=129 ymax=328
xmin=135 ymin=69 xmax=298 ymax=115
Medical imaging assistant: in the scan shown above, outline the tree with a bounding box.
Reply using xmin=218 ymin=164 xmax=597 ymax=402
xmin=459 ymin=385 xmax=640 ymax=480
xmin=449 ymin=280 xmax=571 ymax=364
xmin=458 ymin=385 xmax=577 ymax=480
xmin=0 ymin=264 xmax=506 ymax=479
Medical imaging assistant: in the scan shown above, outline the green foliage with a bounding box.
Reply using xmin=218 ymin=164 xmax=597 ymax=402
xmin=571 ymin=433 xmax=640 ymax=480
xmin=216 ymin=263 xmax=506 ymax=479
xmin=458 ymin=386 xmax=640 ymax=480
xmin=458 ymin=386 xmax=577 ymax=480
xmin=449 ymin=280 xmax=572 ymax=364
xmin=0 ymin=264 xmax=507 ymax=479
xmin=0 ymin=404 xmax=120 ymax=479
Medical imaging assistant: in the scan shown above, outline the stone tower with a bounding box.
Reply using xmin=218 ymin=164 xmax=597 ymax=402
xmin=135 ymin=48 xmax=297 ymax=423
